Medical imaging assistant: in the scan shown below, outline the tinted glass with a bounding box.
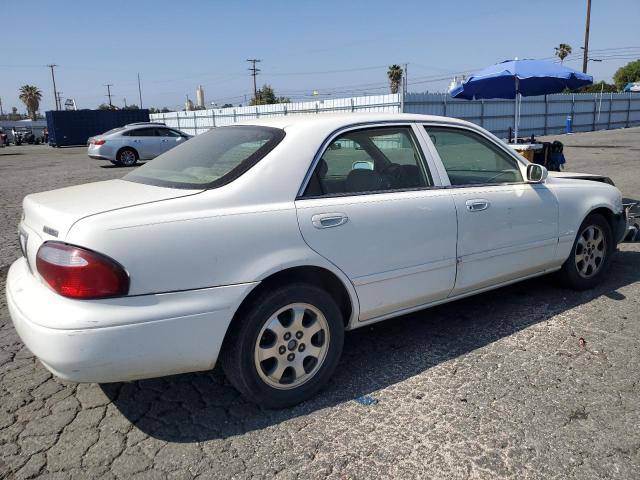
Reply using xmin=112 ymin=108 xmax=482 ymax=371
xmin=125 ymin=125 xmax=285 ymax=189
xmin=123 ymin=128 xmax=156 ymax=137
xmin=305 ymin=127 xmax=430 ymax=196
xmin=425 ymin=127 xmax=523 ymax=185
xmin=156 ymin=128 xmax=180 ymax=137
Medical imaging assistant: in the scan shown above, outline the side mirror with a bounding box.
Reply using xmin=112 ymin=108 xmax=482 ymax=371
xmin=526 ymin=163 xmax=548 ymax=183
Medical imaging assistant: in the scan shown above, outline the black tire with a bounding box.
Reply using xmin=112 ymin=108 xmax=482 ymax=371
xmin=220 ymin=284 xmax=344 ymax=408
xmin=558 ymin=213 xmax=614 ymax=290
xmin=116 ymin=147 xmax=138 ymax=167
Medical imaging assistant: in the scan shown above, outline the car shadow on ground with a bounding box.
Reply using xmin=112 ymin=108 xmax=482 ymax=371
xmin=99 ymin=163 xmax=145 ymax=169
xmin=103 ymin=249 xmax=640 ymax=442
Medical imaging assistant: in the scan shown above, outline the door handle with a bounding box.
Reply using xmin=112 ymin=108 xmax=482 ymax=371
xmin=465 ymin=199 xmax=490 ymax=212
xmin=311 ymin=213 xmax=349 ymax=229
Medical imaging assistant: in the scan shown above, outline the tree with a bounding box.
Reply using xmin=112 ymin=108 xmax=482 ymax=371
xmin=97 ymin=103 xmax=116 ymax=110
xmin=249 ymin=84 xmax=291 ymax=105
xmin=387 ymin=65 xmax=404 ymax=94
xmin=575 ymin=81 xmax=618 ymax=93
xmin=122 ymin=104 xmax=139 ymax=110
xmin=18 ymin=85 xmax=42 ymax=120
xmin=613 ymin=59 xmax=640 ymax=91
xmin=554 ymin=43 xmax=572 ymax=64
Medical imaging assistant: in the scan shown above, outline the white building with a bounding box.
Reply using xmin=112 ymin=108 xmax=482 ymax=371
xmin=196 ymin=85 xmax=205 ymax=109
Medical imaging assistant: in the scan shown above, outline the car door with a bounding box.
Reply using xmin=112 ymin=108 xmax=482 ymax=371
xmin=124 ymin=127 xmax=162 ymax=160
xmin=295 ymin=124 xmax=458 ymax=322
xmin=156 ymin=128 xmax=188 ymax=154
xmin=420 ymin=125 xmax=559 ymax=296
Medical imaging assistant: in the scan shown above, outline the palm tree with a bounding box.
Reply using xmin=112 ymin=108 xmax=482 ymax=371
xmin=19 ymin=85 xmax=42 ymax=120
xmin=387 ymin=65 xmax=404 ymax=94
xmin=554 ymin=44 xmax=572 ymax=64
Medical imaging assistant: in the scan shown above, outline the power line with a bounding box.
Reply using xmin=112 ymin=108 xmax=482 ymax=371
xmin=247 ymin=59 xmax=261 ymax=102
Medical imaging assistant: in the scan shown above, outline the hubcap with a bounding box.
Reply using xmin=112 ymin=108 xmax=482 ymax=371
xmin=575 ymin=225 xmax=606 ymax=278
xmin=254 ymin=303 xmax=330 ymax=390
xmin=121 ymin=150 xmax=135 ymax=165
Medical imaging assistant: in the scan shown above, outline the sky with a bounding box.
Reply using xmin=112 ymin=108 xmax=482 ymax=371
xmin=2 ymin=0 xmax=639 ymax=113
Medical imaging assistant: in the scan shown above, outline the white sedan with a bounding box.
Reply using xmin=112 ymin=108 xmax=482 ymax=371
xmin=88 ymin=122 xmax=192 ymax=166
xmin=7 ymin=113 xmax=629 ymax=408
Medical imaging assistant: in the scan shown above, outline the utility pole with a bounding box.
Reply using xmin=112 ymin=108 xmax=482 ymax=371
xmin=0 ymin=97 xmax=3 ymax=116
xmin=104 ymin=84 xmax=113 ymax=108
xmin=247 ymin=59 xmax=261 ymax=103
xmin=403 ymin=63 xmax=408 ymax=96
xmin=137 ymin=73 xmax=143 ymax=109
xmin=123 ymin=98 xmax=127 ymax=108
xmin=47 ymin=64 xmax=59 ymax=110
xmin=582 ymin=0 xmax=592 ymax=73
xmin=56 ymin=92 xmax=63 ymax=110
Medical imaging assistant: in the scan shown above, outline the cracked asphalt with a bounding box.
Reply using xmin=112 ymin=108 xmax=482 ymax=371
xmin=1 ymin=128 xmax=639 ymax=479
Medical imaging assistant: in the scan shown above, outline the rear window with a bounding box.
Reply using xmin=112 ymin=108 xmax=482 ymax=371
xmin=124 ymin=125 xmax=285 ymax=189
xmin=103 ymin=127 xmax=125 ymax=135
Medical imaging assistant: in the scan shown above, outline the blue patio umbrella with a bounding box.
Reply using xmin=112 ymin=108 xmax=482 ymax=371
xmin=449 ymin=59 xmax=593 ymax=140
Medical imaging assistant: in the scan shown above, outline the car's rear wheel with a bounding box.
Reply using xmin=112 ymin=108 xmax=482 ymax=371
xmin=117 ymin=148 xmax=138 ymax=167
xmin=221 ymin=284 xmax=344 ymax=408
xmin=558 ymin=213 xmax=613 ymax=290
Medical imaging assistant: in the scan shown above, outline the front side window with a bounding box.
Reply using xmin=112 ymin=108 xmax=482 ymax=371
xmin=304 ymin=126 xmax=431 ymax=197
xmin=125 ymin=125 xmax=285 ymax=189
xmin=424 ymin=127 xmax=523 ymax=185
xmin=157 ymin=128 xmax=181 ymax=137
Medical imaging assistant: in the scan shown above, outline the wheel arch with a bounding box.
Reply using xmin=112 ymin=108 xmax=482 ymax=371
xmin=116 ymin=145 xmax=139 ymax=160
xmin=220 ymin=264 xmax=359 ymax=357
xmin=586 ymin=206 xmax=617 ymax=235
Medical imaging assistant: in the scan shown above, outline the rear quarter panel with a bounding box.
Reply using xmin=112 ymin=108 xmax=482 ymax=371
xmin=65 ymin=185 xmax=360 ymax=325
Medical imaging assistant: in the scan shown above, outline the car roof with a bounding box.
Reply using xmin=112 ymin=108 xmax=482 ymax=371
xmin=235 ymin=112 xmax=477 ymax=131
xmin=124 ymin=122 xmax=166 ymax=128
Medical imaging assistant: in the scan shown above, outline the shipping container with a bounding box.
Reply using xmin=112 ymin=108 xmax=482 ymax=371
xmin=46 ymin=109 xmax=150 ymax=147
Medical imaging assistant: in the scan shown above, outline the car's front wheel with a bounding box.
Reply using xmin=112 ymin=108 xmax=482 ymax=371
xmin=221 ymin=284 xmax=344 ymax=408
xmin=558 ymin=213 xmax=614 ymax=290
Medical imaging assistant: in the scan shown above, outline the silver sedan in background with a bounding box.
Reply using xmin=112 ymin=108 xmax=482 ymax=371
xmin=88 ymin=122 xmax=192 ymax=166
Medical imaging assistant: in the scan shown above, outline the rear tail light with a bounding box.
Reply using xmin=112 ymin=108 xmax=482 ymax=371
xmin=36 ymin=242 xmax=129 ymax=299
xmin=93 ymin=139 xmax=106 ymax=145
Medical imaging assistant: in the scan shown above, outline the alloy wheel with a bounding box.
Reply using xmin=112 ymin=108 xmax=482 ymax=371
xmin=254 ymin=303 xmax=330 ymax=390
xmin=575 ymin=225 xmax=606 ymax=278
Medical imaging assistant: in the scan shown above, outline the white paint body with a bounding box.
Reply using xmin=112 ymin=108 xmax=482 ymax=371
xmin=6 ymin=113 xmax=625 ymax=383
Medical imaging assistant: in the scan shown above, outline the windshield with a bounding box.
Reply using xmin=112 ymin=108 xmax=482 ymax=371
xmin=124 ymin=125 xmax=285 ymax=189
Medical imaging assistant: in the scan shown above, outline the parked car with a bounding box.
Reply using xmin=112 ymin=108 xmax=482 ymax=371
xmin=87 ymin=122 xmax=192 ymax=166
xmin=12 ymin=126 xmax=41 ymax=145
xmin=0 ymin=128 xmax=6 ymax=147
xmin=7 ymin=113 xmax=631 ymax=408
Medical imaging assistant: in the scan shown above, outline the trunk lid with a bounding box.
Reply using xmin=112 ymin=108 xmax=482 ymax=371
xmin=22 ymin=179 xmax=200 ymax=241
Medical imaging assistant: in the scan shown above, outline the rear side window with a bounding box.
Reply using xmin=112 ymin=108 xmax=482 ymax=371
xmin=125 ymin=125 xmax=285 ymax=189
xmin=303 ymin=126 xmax=431 ymax=197
xmin=123 ymin=128 xmax=156 ymax=137
xmin=424 ymin=127 xmax=523 ymax=185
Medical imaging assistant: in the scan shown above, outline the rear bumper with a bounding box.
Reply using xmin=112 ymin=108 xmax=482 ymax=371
xmin=88 ymin=154 xmax=110 ymax=161
xmin=6 ymin=257 xmax=256 ymax=383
